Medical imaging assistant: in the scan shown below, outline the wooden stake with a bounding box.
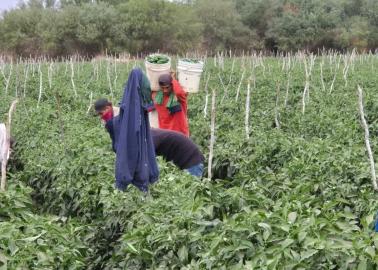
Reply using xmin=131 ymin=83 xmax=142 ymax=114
xmin=357 ymin=85 xmax=378 ymax=191
xmin=284 ymin=72 xmax=291 ymax=107
xmin=320 ymin=60 xmax=325 ymax=91
xmin=245 ymin=82 xmax=251 ymax=139
xmin=86 ymin=91 xmax=93 ymax=114
xmin=1 ymin=61 xmax=13 ymax=94
xmin=113 ymin=60 xmax=118 ymax=92
xmin=235 ymin=70 xmax=245 ymax=102
xmin=48 ymin=62 xmax=54 ymax=89
xmin=274 ymin=82 xmax=281 ymax=129
xmin=208 ymin=88 xmax=216 ymax=179
xmin=106 ymin=60 xmax=113 ymax=100
xmin=37 ymin=62 xmax=43 ymax=108
xmin=329 ymin=71 xmax=337 ymax=93
xmin=70 ymin=58 xmax=77 ymax=97
xmin=203 ymin=74 xmax=211 ymax=118
xmin=23 ymin=63 xmax=29 ymax=98
xmin=302 ymin=57 xmax=309 ymax=114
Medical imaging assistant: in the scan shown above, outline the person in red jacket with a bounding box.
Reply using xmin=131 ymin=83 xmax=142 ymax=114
xmin=152 ymin=72 xmax=189 ymax=137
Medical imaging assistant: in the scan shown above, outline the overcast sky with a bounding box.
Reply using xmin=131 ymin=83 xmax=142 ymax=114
xmin=0 ymin=0 xmax=22 ymax=12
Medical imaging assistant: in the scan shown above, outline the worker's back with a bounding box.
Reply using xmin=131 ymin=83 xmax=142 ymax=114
xmin=105 ymin=116 xmax=203 ymax=171
xmin=151 ymin=128 xmax=203 ymax=170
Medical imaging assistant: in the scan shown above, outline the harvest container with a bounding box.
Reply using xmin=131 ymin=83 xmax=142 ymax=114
xmin=177 ymin=59 xmax=204 ymax=93
xmin=145 ymin=54 xmax=171 ymax=91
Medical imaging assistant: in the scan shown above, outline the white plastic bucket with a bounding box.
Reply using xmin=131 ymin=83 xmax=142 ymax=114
xmin=148 ymin=110 xmax=159 ymax=128
xmin=145 ymin=55 xmax=171 ymax=91
xmin=177 ymin=60 xmax=204 ymax=93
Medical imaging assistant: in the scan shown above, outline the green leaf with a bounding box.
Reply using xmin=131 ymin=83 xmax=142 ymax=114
xmin=263 ymin=230 xmax=271 ymax=241
xmin=280 ymin=239 xmax=294 ymax=249
xmin=0 ymin=252 xmax=7 ymax=264
xmin=266 ymin=256 xmax=279 ymax=268
xmin=236 ymin=240 xmax=254 ymax=250
xmin=300 ymin=249 xmax=318 ymax=260
xmin=258 ymin=223 xmax=271 ymax=231
xmin=330 ymin=239 xmax=353 ymax=249
xmin=291 ymin=250 xmax=301 ymax=261
xmin=258 ymin=223 xmax=272 ymax=241
xmin=279 ymin=225 xmax=290 ymax=232
xmin=365 ymin=214 xmax=375 ymax=227
xmin=357 ymin=259 xmax=367 ymax=270
xmin=8 ymin=240 xmax=18 ymax=256
xmin=288 ymin=212 xmax=297 ymax=224
xmin=37 ymin=252 xmax=49 ymax=262
xmin=373 ymin=234 xmax=378 ymax=249
xmin=365 ymin=246 xmax=375 ymax=258
xmin=0 ymin=252 xmax=7 ymax=270
xmin=142 ymin=249 xmax=153 ymax=256
xmin=20 ymin=232 xmax=45 ymax=242
xmin=126 ymin=243 xmax=139 ymax=254
xmin=178 ymin=246 xmax=188 ymax=263
xmin=298 ymin=231 xmax=307 ymax=243
xmin=343 ymin=212 xmax=357 ymax=219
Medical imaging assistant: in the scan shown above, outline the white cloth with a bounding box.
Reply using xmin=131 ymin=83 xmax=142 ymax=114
xmin=0 ymin=123 xmax=9 ymax=163
xmin=148 ymin=110 xmax=159 ymax=128
xmin=113 ymin=106 xmax=120 ymax=117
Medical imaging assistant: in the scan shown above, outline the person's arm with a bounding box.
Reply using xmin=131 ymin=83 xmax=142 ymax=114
xmin=171 ymin=79 xmax=187 ymax=103
xmin=105 ymin=120 xmax=116 ymax=153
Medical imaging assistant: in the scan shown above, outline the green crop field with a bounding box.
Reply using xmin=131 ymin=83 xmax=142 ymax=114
xmin=1 ymin=52 xmax=378 ymax=269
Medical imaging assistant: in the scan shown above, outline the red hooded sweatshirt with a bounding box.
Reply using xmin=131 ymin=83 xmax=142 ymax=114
xmin=152 ymin=79 xmax=189 ymax=137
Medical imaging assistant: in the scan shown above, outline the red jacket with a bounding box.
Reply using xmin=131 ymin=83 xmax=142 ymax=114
xmin=152 ymin=79 xmax=189 ymax=137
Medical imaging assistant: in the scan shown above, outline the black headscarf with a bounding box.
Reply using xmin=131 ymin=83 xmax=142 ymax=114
xmin=158 ymin=73 xmax=172 ymax=86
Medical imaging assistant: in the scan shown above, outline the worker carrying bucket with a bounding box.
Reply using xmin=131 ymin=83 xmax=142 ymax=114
xmin=94 ymin=68 xmax=205 ymax=192
xmin=152 ymin=72 xmax=190 ymax=137
xmin=145 ymin=54 xmax=204 ymax=137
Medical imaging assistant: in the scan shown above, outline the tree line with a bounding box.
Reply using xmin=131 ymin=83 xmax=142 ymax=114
xmin=0 ymin=0 xmax=377 ymax=57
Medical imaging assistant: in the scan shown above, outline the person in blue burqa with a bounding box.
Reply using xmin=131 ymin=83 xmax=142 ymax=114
xmin=109 ymin=68 xmax=159 ymax=192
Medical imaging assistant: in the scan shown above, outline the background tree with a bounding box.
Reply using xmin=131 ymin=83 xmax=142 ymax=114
xmin=0 ymin=7 xmax=45 ymax=56
xmin=195 ymin=0 xmax=258 ymax=52
xmin=76 ymin=3 xmax=119 ymax=55
xmin=0 ymin=0 xmax=377 ymax=57
xmin=117 ymin=0 xmax=201 ymax=54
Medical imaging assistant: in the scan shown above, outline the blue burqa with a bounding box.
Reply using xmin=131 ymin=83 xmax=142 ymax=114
xmin=113 ymin=68 xmax=159 ymax=192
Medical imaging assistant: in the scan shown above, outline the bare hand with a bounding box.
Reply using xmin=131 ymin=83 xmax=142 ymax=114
xmin=170 ymin=70 xmax=176 ymax=80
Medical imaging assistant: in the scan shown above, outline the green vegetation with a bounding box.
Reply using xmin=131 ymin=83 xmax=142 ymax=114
xmin=0 ymin=0 xmax=377 ymax=57
xmin=1 ymin=52 xmax=378 ymax=268
xmin=146 ymin=54 xmax=170 ymax=64
xmin=181 ymin=58 xmax=202 ymax=64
